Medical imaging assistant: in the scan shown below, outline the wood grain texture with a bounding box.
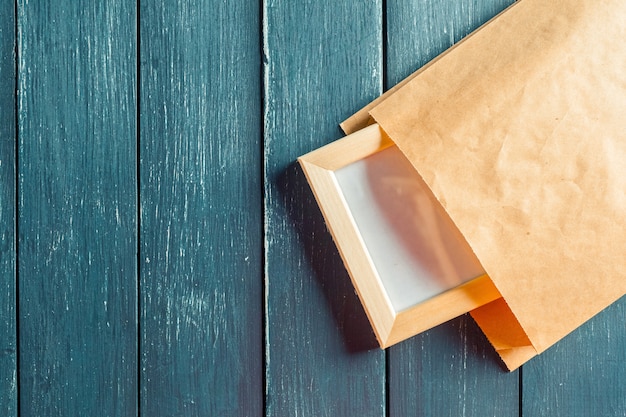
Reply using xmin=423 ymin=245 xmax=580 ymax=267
xmin=139 ymin=1 xmax=263 ymax=416
xmin=263 ymin=2 xmax=386 ymax=416
xmin=388 ymin=318 xmax=519 ymax=417
xmin=17 ymin=1 xmax=137 ymax=415
xmin=6 ymin=1 xmax=625 ymax=415
xmin=0 ymin=0 xmax=16 ymax=414
xmin=385 ymin=1 xmax=520 ymax=416
xmin=523 ymin=298 xmax=626 ymax=417
xmin=385 ymin=0 xmax=515 ymax=86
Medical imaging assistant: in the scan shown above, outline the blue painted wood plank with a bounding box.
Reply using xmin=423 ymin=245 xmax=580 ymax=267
xmin=385 ymin=1 xmax=520 ymax=416
xmin=0 ymin=0 xmax=16 ymax=414
xmin=523 ymin=298 xmax=626 ymax=417
xmin=264 ymin=2 xmax=386 ymax=416
xmin=386 ymin=0 xmax=514 ymax=87
xmin=388 ymin=318 xmax=519 ymax=416
xmin=139 ymin=2 xmax=263 ymax=416
xmin=17 ymin=2 xmax=137 ymax=415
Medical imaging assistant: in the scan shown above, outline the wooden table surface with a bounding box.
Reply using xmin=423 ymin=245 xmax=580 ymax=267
xmin=1 ymin=0 xmax=625 ymax=415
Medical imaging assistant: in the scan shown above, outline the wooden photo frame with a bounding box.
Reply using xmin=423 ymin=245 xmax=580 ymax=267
xmin=298 ymin=124 xmax=502 ymax=347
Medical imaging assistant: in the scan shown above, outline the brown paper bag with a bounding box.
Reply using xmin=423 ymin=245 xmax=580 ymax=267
xmin=343 ymin=0 xmax=626 ymax=370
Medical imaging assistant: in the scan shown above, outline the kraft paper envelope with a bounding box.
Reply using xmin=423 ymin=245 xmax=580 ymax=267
xmin=343 ymin=0 xmax=626 ymax=370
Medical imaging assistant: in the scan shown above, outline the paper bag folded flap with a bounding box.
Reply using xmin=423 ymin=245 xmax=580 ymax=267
xmin=470 ymin=298 xmax=536 ymax=371
xmin=346 ymin=0 xmax=626 ymax=368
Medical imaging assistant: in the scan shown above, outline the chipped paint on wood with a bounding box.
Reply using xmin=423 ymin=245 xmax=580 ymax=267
xmin=18 ymin=1 xmax=137 ymax=415
xmin=0 ymin=0 xmax=16 ymax=414
xmin=139 ymin=1 xmax=263 ymax=415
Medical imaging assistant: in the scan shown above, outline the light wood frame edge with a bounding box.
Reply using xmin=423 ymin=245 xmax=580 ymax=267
xmin=298 ymin=124 xmax=502 ymax=348
xmin=298 ymin=124 xmax=396 ymax=345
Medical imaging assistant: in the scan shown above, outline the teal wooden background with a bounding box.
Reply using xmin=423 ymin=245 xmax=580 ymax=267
xmin=1 ymin=0 xmax=625 ymax=415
